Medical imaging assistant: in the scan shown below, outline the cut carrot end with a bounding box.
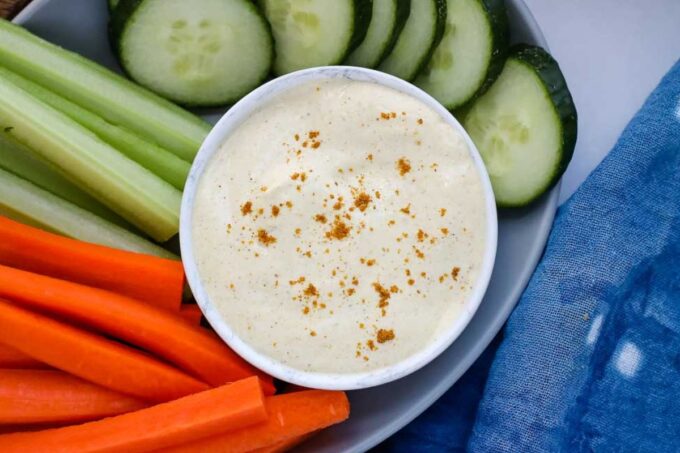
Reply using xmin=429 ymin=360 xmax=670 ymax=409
xmin=0 ymin=377 xmax=267 ymax=453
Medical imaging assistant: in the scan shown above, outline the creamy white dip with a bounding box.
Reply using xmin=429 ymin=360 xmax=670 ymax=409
xmin=192 ymin=79 xmax=487 ymax=374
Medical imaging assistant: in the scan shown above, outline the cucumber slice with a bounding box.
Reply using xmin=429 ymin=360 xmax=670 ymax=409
xmin=0 ymin=72 xmax=182 ymax=242
xmin=0 ymin=168 xmax=175 ymax=259
xmin=261 ymin=0 xmax=373 ymax=75
xmin=345 ymin=0 xmax=410 ymax=68
xmin=111 ymin=0 xmax=274 ymax=107
xmin=0 ymin=68 xmax=190 ymax=190
xmin=378 ymin=0 xmax=446 ymax=81
xmin=463 ymin=45 xmax=577 ymax=207
xmin=0 ymin=133 xmax=131 ymax=229
xmin=0 ymin=19 xmax=210 ymax=161
xmin=416 ymin=0 xmax=508 ymax=109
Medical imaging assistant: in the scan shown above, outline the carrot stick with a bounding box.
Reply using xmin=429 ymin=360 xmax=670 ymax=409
xmin=0 ymin=377 xmax=268 ymax=453
xmin=0 ymin=344 xmax=46 ymax=369
xmin=0 ymin=299 xmax=208 ymax=402
xmin=0 ymin=216 xmax=183 ymax=311
xmin=163 ymin=390 xmax=349 ymax=453
xmin=0 ymin=369 xmax=147 ymax=425
xmin=180 ymin=304 xmax=203 ymax=325
xmin=0 ymin=265 xmax=274 ymax=394
xmin=248 ymin=434 xmax=313 ymax=453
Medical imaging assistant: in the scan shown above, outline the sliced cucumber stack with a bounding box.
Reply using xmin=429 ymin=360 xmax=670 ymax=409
xmin=111 ymin=0 xmax=273 ymax=106
xmin=378 ymin=0 xmax=446 ymax=81
xmin=345 ymin=0 xmax=410 ymax=68
xmin=463 ymin=45 xmax=577 ymax=207
xmin=416 ymin=0 xmax=508 ymax=110
xmin=261 ymin=0 xmax=373 ymax=75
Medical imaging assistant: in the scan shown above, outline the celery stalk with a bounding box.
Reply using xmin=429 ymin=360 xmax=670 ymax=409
xmin=0 ymin=19 xmax=210 ymax=161
xmin=0 ymin=167 xmax=176 ymax=259
xmin=0 ymin=68 xmax=190 ymax=190
xmin=0 ymin=72 xmax=181 ymax=242
xmin=0 ymin=132 xmax=132 ymax=228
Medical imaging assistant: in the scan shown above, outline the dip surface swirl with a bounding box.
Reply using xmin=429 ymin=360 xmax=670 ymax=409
xmin=192 ymin=78 xmax=487 ymax=374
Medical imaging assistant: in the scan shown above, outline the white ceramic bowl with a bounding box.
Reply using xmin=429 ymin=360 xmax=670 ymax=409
xmin=180 ymin=66 xmax=498 ymax=390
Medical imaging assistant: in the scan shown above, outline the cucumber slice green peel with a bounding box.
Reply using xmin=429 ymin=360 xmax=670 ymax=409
xmin=378 ymin=0 xmax=447 ymax=81
xmin=0 ymin=132 xmax=132 ymax=229
xmin=261 ymin=0 xmax=373 ymax=75
xmin=0 ymin=19 xmax=210 ymax=161
xmin=0 ymin=167 xmax=176 ymax=259
xmin=463 ymin=45 xmax=577 ymax=208
xmin=0 ymin=67 xmax=190 ymax=190
xmin=416 ymin=0 xmax=509 ymax=110
xmin=346 ymin=0 xmax=411 ymax=68
xmin=0 ymin=72 xmax=182 ymax=242
xmin=111 ymin=0 xmax=274 ymax=107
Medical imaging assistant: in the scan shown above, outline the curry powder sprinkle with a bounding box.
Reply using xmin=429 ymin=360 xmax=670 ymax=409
xmin=257 ymin=229 xmax=277 ymax=246
xmin=397 ymin=158 xmax=411 ymax=176
xmin=353 ymin=192 xmax=372 ymax=212
xmin=325 ymin=218 xmax=351 ymax=240
xmin=240 ymin=201 xmax=253 ymax=216
xmin=377 ymin=329 xmax=395 ymax=343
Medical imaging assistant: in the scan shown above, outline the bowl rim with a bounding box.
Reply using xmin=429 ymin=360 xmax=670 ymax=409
xmin=180 ymin=66 xmax=498 ymax=390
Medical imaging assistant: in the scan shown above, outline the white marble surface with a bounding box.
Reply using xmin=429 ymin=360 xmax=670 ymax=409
xmin=523 ymin=0 xmax=680 ymax=204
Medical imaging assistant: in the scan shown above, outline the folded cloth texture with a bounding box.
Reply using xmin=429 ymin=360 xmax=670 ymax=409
xmin=378 ymin=58 xmax=680 ymax=453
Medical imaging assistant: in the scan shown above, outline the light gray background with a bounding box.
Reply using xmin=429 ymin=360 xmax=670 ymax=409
xmin=524 ymin=0 xmax=680 ymax=204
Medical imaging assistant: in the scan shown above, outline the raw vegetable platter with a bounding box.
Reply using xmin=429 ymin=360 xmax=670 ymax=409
xmin=0 ymin=0 xmax=572 ymax=451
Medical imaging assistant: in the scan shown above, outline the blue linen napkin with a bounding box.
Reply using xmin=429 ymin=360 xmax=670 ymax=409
xmin=377 ymin=58 xmax=680 ymax=453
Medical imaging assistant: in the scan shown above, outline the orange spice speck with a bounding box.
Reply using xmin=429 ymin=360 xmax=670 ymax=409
xmin=366 ymin=154 xmax=373 ymax=161
xmin=452 ymin=267 xmax=461 ymax=281
xmin=271 ymin=205 xmax=280 ymax=217
xmin=417 ymin=118 xmax=424 ymax=125
xmin=397 ymin=158 xmax=412 ymax=176
xmin=289 ymin=276 xmax=306 ymax=286
xmin=285 ymin=201 xmax=293 ymax=208
xmin=400 ymin=204 xmax=411 ymax=215
xmin=377 ymin=329 xmax=395 ymax=343
xmin=407 ymin=279 xmax=415 ymax=286
xmin=354 ymin=192 xmax=372 ymax=212
xmin=310 ymin=331 xmax=317 ymax=337
xmin=240 ymin=201 xmax=252 ymax=216
xmin=325 ymin=218 xmax=351 ymax=240
xmin=314 ymin=214 xmax=328 ymax=224
xmin=413 ymin=247 xmax=425 ymax=259
xmin=441 ymin=228 xmax=449 ymax=235
xmin=440 ymin=208 xmax=447 ymax=217
xmin=304 ymin=284 xmax=319 ymax=297
xmin=257 ymin=229 xmax=277 ymax=246
xmin=373 ymin=282 xmax=391 ymax=311
xmin=294 ymin=228 xmax=301 ymax=236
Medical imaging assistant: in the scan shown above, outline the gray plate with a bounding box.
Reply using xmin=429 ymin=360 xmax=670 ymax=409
xmin=14 ymin=1 xmax=555 ymax=451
